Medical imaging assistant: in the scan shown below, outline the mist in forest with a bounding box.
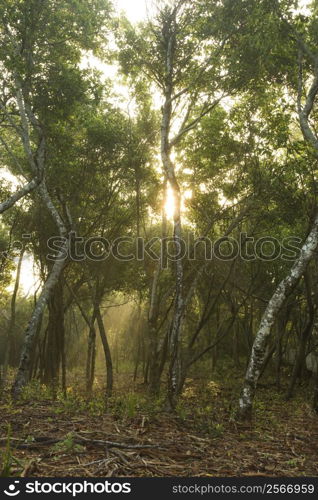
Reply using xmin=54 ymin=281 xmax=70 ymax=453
xmin=0 ymin=0 xmax=318 ymax=482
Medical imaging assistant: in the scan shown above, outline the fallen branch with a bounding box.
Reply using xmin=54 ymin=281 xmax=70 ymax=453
xmin=74 ymin=433 xmax=161 ymax=450
xmin=0 ymin=437 xmax=59 ymax=449
xmin=0 ymin=434 xmax=162 ymax=451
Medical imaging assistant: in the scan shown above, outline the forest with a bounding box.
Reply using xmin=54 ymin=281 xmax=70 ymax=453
xmin=0 ymin=0 xmax=318 ymax=479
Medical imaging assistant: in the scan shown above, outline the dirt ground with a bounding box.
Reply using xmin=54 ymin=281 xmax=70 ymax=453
xmin=1 ymin=376 xmax=318 ymax=477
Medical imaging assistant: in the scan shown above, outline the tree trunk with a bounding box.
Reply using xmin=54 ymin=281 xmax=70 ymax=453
xmin=148 ymin=321 xmax=162 ymax=396
xmin=95 ymin=305 xmax=113 ymax=398
xmin=160 ymin=25 xmax=185 ymax=410
xmin=238 ymin=216 xmax=318 ymax=419
xmin=286 ymin=316 xmax=315 ymax=399
xmin=286 ymin=273 xmax=315 ymax=398
xmin=258 ymin=343 xmax=276 ymax=380
xmin=42 ymin=277 xmax=65 ymax=396
xmin=312 ymin=354 xmax=318 ymax=412
xmin=28 ymin=316 xmax=43 ymax=382
xmin=12 ymin=241 xmax=68 ymax=398
xmin=238 ymin=52 xmax=318 ymax=419
xmin=275 ymin=332 xmax=283 ymax=389
xmin=87 ymin=331 xmax=96 ymax=394
xmin=2 ymin=246 xmax=25 ymax=389
xmin=133 ymin=337 xmax=141 ymax=382
xmin=85 ymin=311 xmax=97 ymax=394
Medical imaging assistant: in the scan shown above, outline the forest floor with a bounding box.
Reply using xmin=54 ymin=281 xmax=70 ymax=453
xmin=1 ymin=369 xmax=318 ymax=477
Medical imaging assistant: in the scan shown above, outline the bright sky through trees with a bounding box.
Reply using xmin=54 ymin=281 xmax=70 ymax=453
xmin=115 ymin=0 xmax=311 ymax=22
xmin=3 ymin=0 xmax=318 ymax=444
xmin=1 ymin=0 xmax=313 ymax=295
xmin=115 ymin=0 xmax=148 ymax=22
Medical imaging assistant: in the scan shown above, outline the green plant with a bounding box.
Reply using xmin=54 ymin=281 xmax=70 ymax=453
xmin=0 ymin=425 xmax=24 ymax=477
xmin=51 ymin=433 xmax=85 ymax=455
xmin=212 ymin=423 xmax=224 ymax=437
xmin=21 ymin=381 xmax=52 ymax=401
xmin=87 ymin=397 xmax=106 ymax=416
xmin=0 ymin=426 xmax=12 ymax=477
xmin=54 ymin=393 xmax=86 ymax=415
xmin=111 ymin=393 xmax=146 ymax=419
xmin=176 ymin=401 xmax=187 ymax=421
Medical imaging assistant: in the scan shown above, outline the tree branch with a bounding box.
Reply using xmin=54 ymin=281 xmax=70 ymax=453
xmin=0 ymin=177 xmax=40 ymax=214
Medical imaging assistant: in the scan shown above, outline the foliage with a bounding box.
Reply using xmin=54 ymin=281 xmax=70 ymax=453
xmin=1 ymin=1 xmax=318 ymax=474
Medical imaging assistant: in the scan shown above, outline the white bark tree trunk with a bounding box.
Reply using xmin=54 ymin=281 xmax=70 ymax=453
xmin=0 ymin=31 xmax=71 ymax=397
xmin=10 ymin=81 xmax=70 ymax=397
xmin=239 ymin=212 xmax=318 ymax=418
xmin=159 ymin=9 xmax=186 ymax=409
xmin=238 ymin=48 xmax=318 ymax=419
xmin=1 ymin=246 xmax=25 ymax=389
xmin=12 ymin=240 xmax=68 ymax=398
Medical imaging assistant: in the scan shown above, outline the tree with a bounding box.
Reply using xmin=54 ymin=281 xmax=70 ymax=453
xmin=118 ymin=0 xmax=233 ymax=408
xmin=0 ymin=0 xmax=111 ymax=396
xmin=237 ymin=0 xmax=318 ymax=419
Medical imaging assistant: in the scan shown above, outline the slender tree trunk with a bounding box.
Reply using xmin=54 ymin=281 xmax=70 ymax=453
xmin=42 ymin=277 xmax=65 ymax=397
xmin=84 ymin=331 xmax=95 ymax=394
xmin=6 ymin=68 xmax=71 ymax=398
xmin=85 ymin=312 xmax=97 ymax=394
xmin=166 ymin=180 xmax=184 ymax=409
xmin=312 ymin=335 xmax=318 ymax=412
xmin=258 ymin=309 xmax=290 ymax=384
xmin=147 ymin=184 xmax=168 ymax=396
xmin=259 ymin=343 xmax=276 ymax=380
xmin=286 ymin=315 xmax=315 ymax=399
xmin=90 ymin=335 xmax=96 ymax=393
xmin=238 ymin=50 xmax=318 ymax=419
xmin=12 ymin=241 xmax=68 ymax=398
xmin=286 ymin=273 xmax=315 ymax=398
xmin=275 ymin=333 xmax=283 ymax=388
xmin=212 ymin=307 xmax=220 ymax=372
xmin=2 ymin=246 xmax=25 ymax=389
xmin=275 ymin=308 xmax=291 ymax=388
xmin=133 ymin=338 xmax=141 ymax=382
xmin=29 ymin=316 xmax=43 ymax=382
xmin=148 ymin=321 xmax=162 ymax=396
xmin=67 ymin=283 xmax=97 ymax=394
xmin=313 ymin=366 xmax=318 ymax=412
xmin=95 ymin=305 xmax=113 ymax=398
xmin=160 ymin=26 xmax=185 ymax=410
xmin=39 ymin=326 xmax=48 ymax=383
xmin=144 ymin=360 xmax=149 ymax=385
xmin=115 ymin=337 xmax=119 ymax=375
xmin=238 ymin=217 xmax=318 ymax=419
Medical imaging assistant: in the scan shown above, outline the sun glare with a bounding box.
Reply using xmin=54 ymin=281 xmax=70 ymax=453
xmin=298 ymin=0 xmax=311 ymax=15
xmin=115 ymin=0 xmax=148 ymax=23
xmin=164 ymin=185 xmax=175 ymax=220
xmin=164 ymin=185 xmax=192 ymax=220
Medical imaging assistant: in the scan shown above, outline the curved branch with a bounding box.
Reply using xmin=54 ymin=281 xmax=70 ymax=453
xmin=0 ymin=177 xmax=40 ymax=214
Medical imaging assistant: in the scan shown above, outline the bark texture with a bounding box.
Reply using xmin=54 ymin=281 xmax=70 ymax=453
xmin=238 ymin=47 xmax=318 ymax=419
xmin=239 ymin=216 xmax=318 ymax=418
